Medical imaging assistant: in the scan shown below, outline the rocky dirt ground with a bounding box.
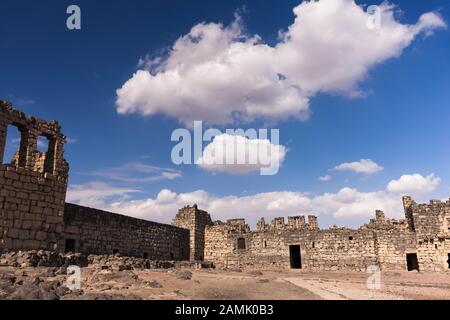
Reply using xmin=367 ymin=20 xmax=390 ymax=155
xmin=1 ymin=251 xmax=449 ymax=300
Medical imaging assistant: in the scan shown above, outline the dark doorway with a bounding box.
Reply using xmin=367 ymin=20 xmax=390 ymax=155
xmin=406 ymin=253 xmax=419 ymax=271
xmin=447 ymin=254 xmax=450 ymax=269
xmin=237 ymin=238 xmax=246 ymax=250
xmin=143 ymin=252 xmax=149 ymax=259
xmin=65 ymin=239 xmax=76 ymax=253
xmin=113 ymin=249 xmax=119 ymax=255
xmin=289 ymin=245 xmax=302 ymax=269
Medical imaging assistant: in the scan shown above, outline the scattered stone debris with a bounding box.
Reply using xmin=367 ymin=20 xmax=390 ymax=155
xmin=248 ymin=270 xmax=263 ymax=276
xmin=88 ymin=255 xmax=176 ymax=270
xmin=147 ymin=280 xmax=163 ymax=288
xmin=176 ymin=271 xmax=192 ymax=280
xmin=77 ymin=293 xmax=142 ymax=300
xmin=0 ymin=251 xmax=88 ymax=268
xmin=0 ymin=273 xmax=73 ymax=300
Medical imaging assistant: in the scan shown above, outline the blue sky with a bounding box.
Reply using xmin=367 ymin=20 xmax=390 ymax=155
xmin=1 ymin=0 xmax=449 ymax=228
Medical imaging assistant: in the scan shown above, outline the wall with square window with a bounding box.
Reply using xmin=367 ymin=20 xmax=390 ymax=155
xmin=0 ymin=100 xmax=68 ymax=252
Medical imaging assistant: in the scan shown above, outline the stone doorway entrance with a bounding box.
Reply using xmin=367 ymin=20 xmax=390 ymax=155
xmin=65 ymin=239 xmax=76 ymax=253
xmin=289 ymin=245 xmax=302 ymax=269
xmin=406 ymin=253 xmax=419 ymax=271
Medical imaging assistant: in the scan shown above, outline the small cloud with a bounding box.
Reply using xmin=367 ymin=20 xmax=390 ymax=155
xmin=66 ymin=181 xmax=141 ymax=207
xmin=9 ymin=138 xmax=20 ymax=148
xmin=66 ymin=137 xmax=78 ymax=144
xmin=82 ymin=162 xmax=182 ymax=184
xmin=386 ymin=173 xmax=440 ymax=196
xmin=16 ymin=98 xmax=35 ymax=106
xmin=334 ymin=159 xmax=383 ymax=174
xmin=319 ymin=175 xmax=332 ymax=182
xmin=37 ymin=137 xmax=48 ymax=151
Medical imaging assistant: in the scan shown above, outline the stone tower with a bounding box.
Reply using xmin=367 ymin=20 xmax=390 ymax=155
xmin=0 ymin=100 xmax=68 ymax=252
xmin=402 ymin=195 xmax=415 ymax=231
xmin=172 ymin=204 xmax=212 ymax=261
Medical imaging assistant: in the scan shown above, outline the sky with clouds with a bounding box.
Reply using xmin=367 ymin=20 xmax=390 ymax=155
xmin=1 ymin=0 xmax=450 ymax=228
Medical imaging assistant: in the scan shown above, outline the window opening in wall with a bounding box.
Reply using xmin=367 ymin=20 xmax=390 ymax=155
xmin=264 ymin=240 xmax=267 ymax=248
xmin=447 ymin=254 xmax=450 ymax=269
xmin=237 ymin=238 xmax=246 ymax=250
xmin=65 ymin=239 xmax=76 ymax=253
xmin=406 ymin=253 xmax=419 ymax=271
xmin=113 ymin=249 xmax=119 ymax=255
xmin=2 ymin=125 xmax=21 ymax=165
xmin=36 ymin=135 xmax=52 ymax=173
xmin=39 ymin=135 xmax=57 ymax=174
xmin=349 ymin=236 xmax=353 ymax=241
xmin=37 ymin=136 xmax=49 ymax=152
xmin=143 ymin=252 xmax=149 ymax=259
xmin=312 ymin=242 xmax=315 ymax=248
xmin=170 ymin=253 xmax=174 ymax=260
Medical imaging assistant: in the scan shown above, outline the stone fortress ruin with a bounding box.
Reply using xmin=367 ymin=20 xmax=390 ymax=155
xmin=1 ymin=100 xmax=450 ymax=272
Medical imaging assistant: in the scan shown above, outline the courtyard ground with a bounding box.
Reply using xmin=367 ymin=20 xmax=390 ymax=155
xmin=1 ymin=266 xmax=450 ymax=300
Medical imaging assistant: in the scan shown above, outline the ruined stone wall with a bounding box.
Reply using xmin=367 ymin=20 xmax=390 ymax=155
xmin=204 ymin=207 xmax=450 ymax=272
xmin=204 ymin=223 xmax=236 ymax=268
xmin=373 ymin=230 xmax=417 ymax=270
xmin=2 ymin=100 xmax=450 ymax=271
xmin=403 ymin=197 xmax=450 ymax=271
xmin=172 ymin=205 xmax=212 ymax=261
xmin=64 ymin=203 xmax=189 ymax=260
xmin=404 ymin=196 xmax=450 ymax=239
xmin=0 ymin=101 xmax=68 ymax=252
xmin=204 ymin=219 xmax=257 ymax=269
xmin=416 ymin=239 xmax=450 ymax=272
xmin=205 ymin=216 xmax=378 ymax=271
xmin=360 ymin=211 xmax=417 ymax=271
xmin=303 ymin=228 xmax=377 ymax=271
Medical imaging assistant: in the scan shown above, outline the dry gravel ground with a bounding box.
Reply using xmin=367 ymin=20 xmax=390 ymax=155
xmin=1 ymin=266 xmax=449 ymax=300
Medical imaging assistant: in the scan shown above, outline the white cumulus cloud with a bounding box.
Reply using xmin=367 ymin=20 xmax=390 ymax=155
xmin=387 ymin=173 xmax=440 ymax=196
xmin=334 ymin=159 xmax=384 ymax=174
xmin=116 ymin=0 xmax=446 ymax=125
xmin=197 ymin=133 xmax=286 ymax=175
xmin=311 ymin=187 xmax=399 ymax=219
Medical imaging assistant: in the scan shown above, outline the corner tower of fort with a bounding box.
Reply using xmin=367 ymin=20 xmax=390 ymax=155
xmin=0 ymin=100 xmax=68 ymax=252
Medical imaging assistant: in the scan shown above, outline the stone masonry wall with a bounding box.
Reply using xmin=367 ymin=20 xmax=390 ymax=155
xmin=0 ymin=100 xmax=68 ymax=252
xmin=402 ymin=197 xmax=450 ymax=271
xmin=416 ymin=239 xmax=450 ymax=272
xmin=172 ymin=205 xmax=212 ymax=261
xmin=303 ymin=228 xmax=377 ymax=271
xmin=205 ymin=216 xmax=378 ymax=271
xmin=64 ymin=203 xmax=189 ymax=260
xmin=405 ymin=197 xmax=450 ymax=239
xmin=362 ymin=212 xmax=417 ymax=271
xmin=204 ymin=205 xmax=450 ymax=272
